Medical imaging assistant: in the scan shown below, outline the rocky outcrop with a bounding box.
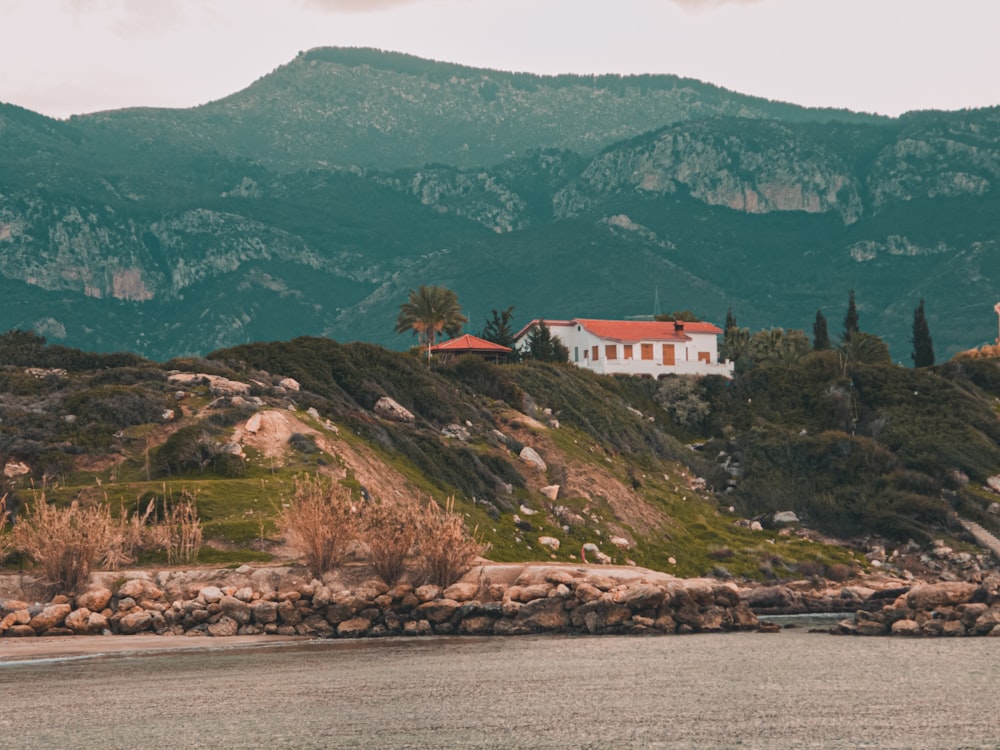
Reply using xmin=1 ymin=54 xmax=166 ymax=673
xmin=0 ymin=563 xmax=757 ymax=640
xmin=373 ymin=397 xmax=414 ymax=423
xmin=831 ymin=576 xmax=1000 ymax=637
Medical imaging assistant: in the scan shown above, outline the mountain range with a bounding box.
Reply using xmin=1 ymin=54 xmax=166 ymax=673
xmin=1 ymin=46 xmax=998 ymax=361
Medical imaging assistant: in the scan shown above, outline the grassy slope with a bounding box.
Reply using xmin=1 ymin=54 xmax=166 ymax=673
xmin=3 ymin=336 xmax=999 ymax=581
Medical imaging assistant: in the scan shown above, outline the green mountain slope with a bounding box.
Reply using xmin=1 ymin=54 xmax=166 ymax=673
xmin=0 ymin=50 xmax=998 ymax=361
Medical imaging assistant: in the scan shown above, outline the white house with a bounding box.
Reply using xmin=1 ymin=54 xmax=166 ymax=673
xmin=514 ymin=318 xmax=734 ymax=378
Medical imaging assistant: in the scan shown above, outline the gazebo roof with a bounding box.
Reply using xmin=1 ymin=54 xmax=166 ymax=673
xmin=429 ymin=334 xmax=512 ymax=353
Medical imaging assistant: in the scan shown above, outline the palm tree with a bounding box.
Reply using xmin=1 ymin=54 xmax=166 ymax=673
xmin=395 ymin=284 xmax=468 ymax=361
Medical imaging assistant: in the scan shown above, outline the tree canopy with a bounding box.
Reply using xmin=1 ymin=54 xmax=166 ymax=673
xmin=395 ymin=285 xmax=468 ymax=360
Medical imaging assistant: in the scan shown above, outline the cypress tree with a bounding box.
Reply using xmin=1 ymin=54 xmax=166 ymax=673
xmin=911 ymin=298 xmax=935 ymax=367
xmin=843 ymin=290 xmax=859 ymax=342
xmin=813 ymin=309 xmax=830 ymax=351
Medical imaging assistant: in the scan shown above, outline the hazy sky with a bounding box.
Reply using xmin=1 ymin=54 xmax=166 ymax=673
xmin=2 ymin=0 xmax=998 ymax=120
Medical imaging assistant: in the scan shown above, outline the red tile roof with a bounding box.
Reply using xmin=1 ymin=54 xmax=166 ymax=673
xmin=573 ymin=318 xmax=722 ymax=342
xmin=429 ymin=334 xmax=512 ymax=353
xmin=513 ymin=318 xmax=723 ymax=343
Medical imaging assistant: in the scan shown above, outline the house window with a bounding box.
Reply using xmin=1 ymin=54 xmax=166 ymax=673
xmin=605 ymin=344 xmax=617 ymax=360
xmin=641 ymin=343 xmax=653 ymax=360
xmin=624 ymin=344 xmax=633 ymax=360
xmin=698 ymin=351 xmax=711 ymax=364
xmin=592 ymin=345 xmax=599 ymax=360
xmin=574 ymin=347 xmax=580 ymax=362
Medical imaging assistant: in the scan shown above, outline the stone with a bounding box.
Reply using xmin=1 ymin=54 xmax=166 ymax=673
xmin=539 ymin=485 xmax=560 ymax=501
xmin=414 ymin=584 xmax=442 ymax=603
xmin=28 ymin=604 xmax=72 ymax=634
xmin=518 ymin=447 xmax=546 ymax=471
xmin=119 ymin=579 xmax=163 ymax=601
xmin=942 ymin=620 xmax=967 ymax=637
xmin=251 ymin=600 xmax=279 ymax=624
xmin=907 ymin=582 xmax=978 ymax=611
xmin=338 ymin=617 xmax=372 ymax=637
xmin=374 ymin=397 xmax=414 ymax=423
xmin=0 ymin=600 xmax=30 ymax=617
xmin=442 ymin=582 xmax=478 ymax=602
xmin=538 ymin=536 xmax=560 ymax=552
xmin=610 ymin=536 xmax=632 ymax=549
xmin=772 ymin=511 xmax=799 ymax=525
xmin=118 ymin=611 xmax=153 ymax=635
xmin=88 ymin=612 xmax=110 ymax=633
xmin=617 ymin=584 xmax=666 ymax=611
xmin=441 ymin=424 xmax=471 ymax=441
xmin=458 ymin=615 xmax=496 ymax=635
xmin=76 ymin=588 xmax=113 ymax=612
xmin=414 ymin=599 xmax=461 ymax=624
xmin=219 ymin=595 xmax=252 ymax=625
xmin=279 ymin=377 xmax=301 ymax=391
xmin=890 ymin=619 xmax=920 ymax=636
xmin=855 ymin=619 xmax=889 ymax=636
xmin=64 ymin=608 xmax=94 ymax=634
xmin=208 ymin=616 xmax=239 ymax=637
xmin=516 ymin=597 xmax=569 ymax=632
xmin=3 ymin=460 xmax=30 ymax=478
xmin=199 ymin=586 xmax=224 ymax=604
xmin=4 ymin=625 xmax=37 ymax=637
xmin=972 ymin=611 xmax=1000 ymax=635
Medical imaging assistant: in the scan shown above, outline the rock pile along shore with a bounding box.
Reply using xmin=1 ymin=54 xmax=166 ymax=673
xmin=832 ymin=577 xmax=1000 ymax=637
xmin=0 ymin=564 xmax=759 ymax=640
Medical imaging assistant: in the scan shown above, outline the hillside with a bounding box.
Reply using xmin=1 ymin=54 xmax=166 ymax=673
xmin=2 ymin=335 xmax=999 ymax=585
xmin=0 ymin=48 xmax=998 ymax=362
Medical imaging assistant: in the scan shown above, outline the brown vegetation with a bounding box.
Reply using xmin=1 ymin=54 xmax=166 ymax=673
xmin=12 ymin=494 xmax=125 ymax=594
xmin=276 ymin=475 xmax=358 ymax=577
xmin=411 ymin=497 xmax=487 ymax=587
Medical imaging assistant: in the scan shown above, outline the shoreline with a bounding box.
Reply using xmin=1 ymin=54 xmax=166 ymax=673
xmin=0 ymin=632 xmax=310 ymax=664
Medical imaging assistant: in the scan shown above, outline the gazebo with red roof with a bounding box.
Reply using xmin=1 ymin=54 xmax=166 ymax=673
xmin=428 ymin=334 xmax=512 ymax=363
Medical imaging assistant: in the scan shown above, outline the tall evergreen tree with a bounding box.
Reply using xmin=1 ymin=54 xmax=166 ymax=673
xmin=813 ymin=309 xmax=830 ymax=351
xmin=524 ymin=322 xmax=569 ymax=363
xmin=480 ymin=306 xmax=516 ymax=349
xmin=843 ymin=289 xmax=859 ymax=342
xmin=911 ymin=298 xmax=935 ymax=368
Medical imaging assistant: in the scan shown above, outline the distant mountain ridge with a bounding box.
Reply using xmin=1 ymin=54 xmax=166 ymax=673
xmin=0 ymin=47 xmax=998 ymax=360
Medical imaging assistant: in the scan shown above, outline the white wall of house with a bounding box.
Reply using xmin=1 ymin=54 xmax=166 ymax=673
xmin=519 ymin=320 xmax=734 ymax=378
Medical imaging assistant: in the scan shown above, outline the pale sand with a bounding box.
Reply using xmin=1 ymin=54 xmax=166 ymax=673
xmin=0 ymin=633 xmax=307 ymax=663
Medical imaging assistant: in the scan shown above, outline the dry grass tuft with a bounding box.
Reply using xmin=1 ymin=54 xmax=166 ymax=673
xmin=411 ymin=496 xmax=488 ymax=588
xmin=162 ymin=491 xmax=203 ymax=565
xmin=12 ymin=493 xmax=125 ymax=594
xmin=277 ymin=474 xmax=358 ymax=576
xmin=0 ymin=494 xmax=12 ymax=561
xmin=360 ymin=499 xmax=419 ymax=585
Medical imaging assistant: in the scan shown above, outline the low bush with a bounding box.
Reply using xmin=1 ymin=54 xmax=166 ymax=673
xmin=277 ymin=474 xmax=358 ymax=576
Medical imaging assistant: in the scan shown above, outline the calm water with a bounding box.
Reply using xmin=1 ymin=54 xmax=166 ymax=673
xmin=1 ymin=630 xmax=998 ymax=749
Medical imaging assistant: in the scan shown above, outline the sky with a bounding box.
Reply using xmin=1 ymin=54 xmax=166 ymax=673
xmin=1 ymin=0 xmax=999 ymax=120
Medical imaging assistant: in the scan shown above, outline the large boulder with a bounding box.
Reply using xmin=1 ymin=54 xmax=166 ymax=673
xmin=118 ymin=611 xmax=153 ymax=635
xmin=906 ymin=582 xmax=978 ymax=611
xmin=373 ymin=397 xmax=414 ymax=423
xmin=515 ymin=597 xmax=569 ymax=632
xmin=28 ymin=604 xmax=72 ymax=634
xmin=76 ymin=588 xmax=113 ymax=612
xmin=518 ymin=447 xmax=547 ymax=472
